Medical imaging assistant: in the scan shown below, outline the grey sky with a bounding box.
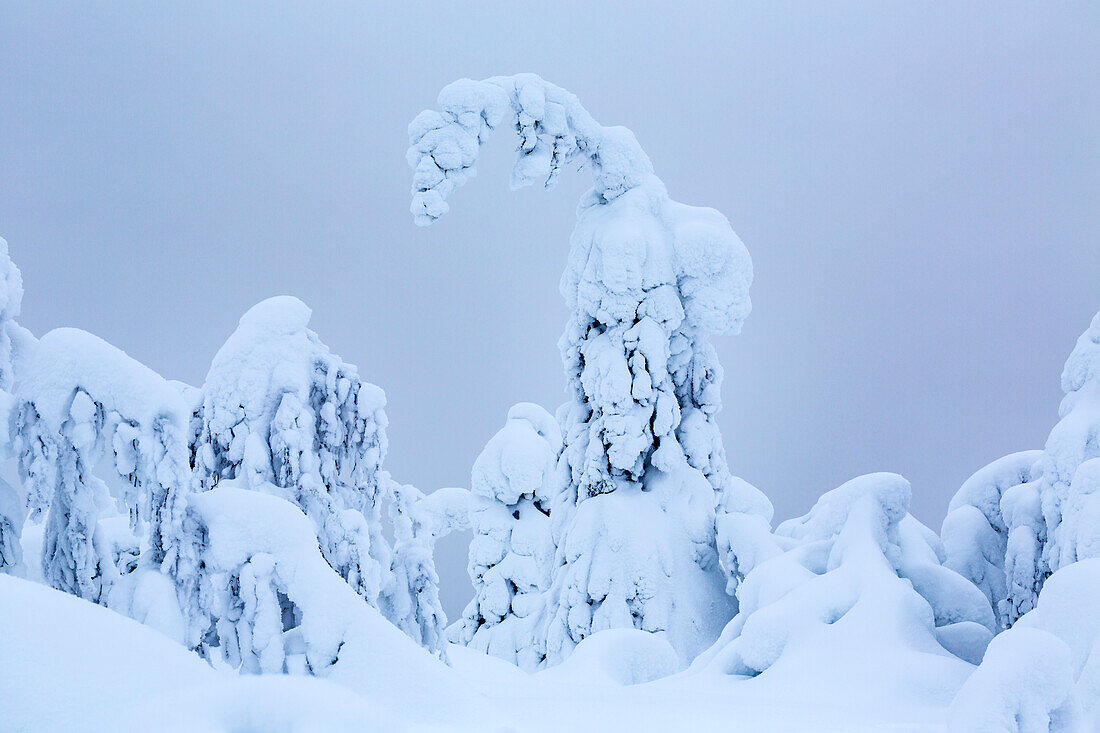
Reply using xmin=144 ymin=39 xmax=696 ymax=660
xmin=2 ymin=2 xmax=1098 ymax=617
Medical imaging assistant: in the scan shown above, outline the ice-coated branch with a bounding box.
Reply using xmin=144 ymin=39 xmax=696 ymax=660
xmin=407 ymin=73 xmax=653 ymax=225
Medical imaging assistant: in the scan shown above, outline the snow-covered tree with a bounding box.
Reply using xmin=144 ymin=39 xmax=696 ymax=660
xmin=0 ymin=236 xmax=27 ymax=392
xmin=694 ymin=474 xmax=996 ymax=689
xmin=449 ymin=403 xmax=560 ymax=670
xmin=194 ymin=296 xmax=391 ymax=607
xmin=382 ymin=477 xmax=447 ymax=654
xmin=942 ymin=450 xmax=1045 ymax=629
xmin=408 ymin=73 xmax=756 ymax=665
xmin=11 ymin=328 xmax=196 ymax=608
xmin=1044 ymin=311 xmax=1100 ymax=573
xmin=184 ymin=481 xmax=455 ymax=678
xmin=0 ymin=237 xmax=30 ymax=576
xmin=944 ymin=311 xmax=1100 ymax=629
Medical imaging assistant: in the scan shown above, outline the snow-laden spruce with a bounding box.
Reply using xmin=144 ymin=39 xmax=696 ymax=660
xmin=12 ymin=328 xmax=196 ymax=610
xmin=942 ymin=450 xmax=1045 ymax=629
xmin=193 ymin=296 xmax=447 ymax=652
xmin=450 ymin=403 xmax=560 ymax=670
xmin=384 ymin=477 xmax=447 ymax=653
xmin=1044 ymin=311 xmax=1100 ymax=573
xmin=694 ymin=473 xmax=995 ymax=693
xmin=944 ymin=310 xmax=1100 ymax=629
xmin=195 ymin=296 xmax=391 ymax=607
xmin=409 ymin=73 xmax=759 ymax=665
xmin=0 ymin=237 xmax=30 ymax=577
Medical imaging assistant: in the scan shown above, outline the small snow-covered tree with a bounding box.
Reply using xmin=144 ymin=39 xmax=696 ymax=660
xmin=0 ymin=237 xmax=30 ymax=576
xmin=195 ymin=296 xmax=391 ymax=607
xmin=942 ymin=450 xmax=1045 ymax=629
xmin=946 ymin=311 xmax=1100 ymax=628
xmin=408 ymin=73 xmax=755 ymax=665
xmin=185 ymin=481 xmax=451 ymax=677
xmin=0 ymin=236 xmax=27 ymax=392
xmin=1045 ymin=311 xmax=1100 ymax=573
xmin=694 ymin=473 xmax=997 ymax=689
xmin=449 ymin=403 xmax=560 ymax=670
xmin=11 ymin=329 xmax=196 ymax=609
xmin=382 ymin=477 xmax=447 ymax=654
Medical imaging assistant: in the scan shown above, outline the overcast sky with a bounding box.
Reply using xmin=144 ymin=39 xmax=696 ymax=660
xmin=2 ymin=2 xmax=1098 ymax=616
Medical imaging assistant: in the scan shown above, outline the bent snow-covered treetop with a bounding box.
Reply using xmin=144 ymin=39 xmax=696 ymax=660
xmin=407 ymin=73 xmax=654 ymax=225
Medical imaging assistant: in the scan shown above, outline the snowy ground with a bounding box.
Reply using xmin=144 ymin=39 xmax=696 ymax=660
xmin=1 ymin=574 xmax=956 ymax=733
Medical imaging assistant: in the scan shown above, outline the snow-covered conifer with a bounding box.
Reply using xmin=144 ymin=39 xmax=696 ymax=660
xmin=195 ymin=296 xmax=391 ymax=607
xmin=12 ymin=329 xmax=195 ymax=606
xmin=381 ymin=477 xmax=447 ymax=654
xmin=1044 ymin=311 xmax=1100 ymax=573
xmin=695 ymin=474 xmax=996 ymax=685
xmin=450 ymin=403 xmax=559 ymax=670
xmin=0 ymin=237 xmax=26 ymax=392
xmin=942 ymin=450 xmax=1045 ymax=629
xmin=0 ymin=238 xmax=29 ymax=575
xmin=185 ymin=481 xmax=454 ymax=676
xmin=408 ymin=74 xmax=755 ymax=665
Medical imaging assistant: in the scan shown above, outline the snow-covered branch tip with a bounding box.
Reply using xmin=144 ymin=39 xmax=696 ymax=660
xmin=407 ymin=73 xmax=654 ymax=225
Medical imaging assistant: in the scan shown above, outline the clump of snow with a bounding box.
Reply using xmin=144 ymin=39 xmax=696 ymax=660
xmin=407 ymin=74 xmax=653 ymax=225
xmin=451 ymin=402 xmax=559 ymax=670
xmin=715 ymin=475 xmax=779 ymax=595
xmin=695 ymin=473 xmax=986 ymax=701
xmin=0 ymin=477 xmax=25 ymax=575
xmin=537 ymin=628 xmax=679 ymax=686
xmin=949 ymin=559 xmax=1100 ymax=732
xmin=949 ymin=627 xmax=1082 ymax=733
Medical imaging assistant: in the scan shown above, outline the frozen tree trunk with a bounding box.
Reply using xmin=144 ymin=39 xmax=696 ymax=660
xmin=408 ymin=74 xmax=759 ymax=665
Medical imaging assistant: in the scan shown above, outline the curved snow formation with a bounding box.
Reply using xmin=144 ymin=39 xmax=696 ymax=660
xmin=409 ymin=73 xmax=758 ymax=667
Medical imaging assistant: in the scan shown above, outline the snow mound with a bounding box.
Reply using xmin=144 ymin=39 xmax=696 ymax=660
xmin=186 ymin=483 xmax=496 ymax=728
xmin=540 ymin=628 xmax=679 ymax=686
xmin=949 ymin=628 xmax=1081 ymax=733
xmin=694 ymin=473 xmax=982 ymax=709
xmin=0 ymin=574 xmax=214 ymax=732
xmin=120 ymin=676 xmax=409 ymax=733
